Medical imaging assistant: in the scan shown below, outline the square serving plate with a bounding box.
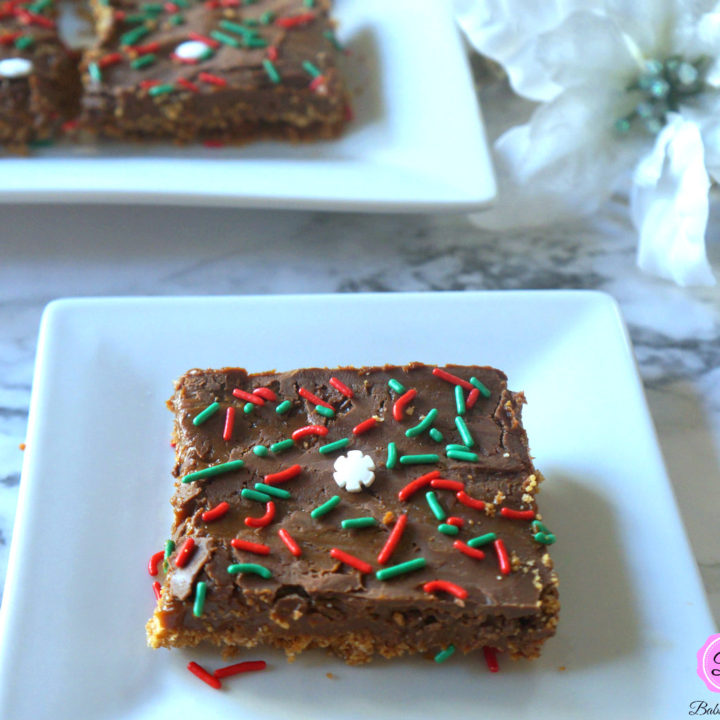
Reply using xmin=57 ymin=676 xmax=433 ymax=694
xmin=0 ymin=291 xmax=714 ymax=719
xmin=0 ymin=0 xmax=496 ymax=211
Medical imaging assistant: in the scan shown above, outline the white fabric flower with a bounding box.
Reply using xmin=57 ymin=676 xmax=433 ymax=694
xmin=455 ymin=0 xmax=719 ymax=286
xmin=333 ymin=450 xmax=375 ymax=493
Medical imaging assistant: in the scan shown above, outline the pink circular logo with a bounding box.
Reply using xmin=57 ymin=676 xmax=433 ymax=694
xmin=697 ymin=634 xmax=720 ymax=692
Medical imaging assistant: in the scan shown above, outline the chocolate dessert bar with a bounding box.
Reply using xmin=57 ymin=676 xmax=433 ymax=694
xmin=0 ymin=0 xmax=80 ymax=150
xmin=146 ymin=364 xmax=559 ymax=665
xmin=80 ymin=0 xmax=347 ymax=141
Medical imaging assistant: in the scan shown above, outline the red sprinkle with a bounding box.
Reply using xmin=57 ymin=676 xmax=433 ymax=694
xmin=291 ymin=425 xmax=329 ymax=441
xmin=202 ymin=501 xmax=230 ymax=523
xmin=264 ymin=464 xmax=302 ymax=485
xmin=133 ymin=41 xmax=160 ymax=55
xmin=309 ymin=75 xmax=326 ymax=92
xmin=198 ymin=71 xmax=227 ymax=87
xmin=352 ymin=417 xmax=377 ymax=435
xmin=174 ymin=537 xmax=196 ymax=568
xmin=17 ymin=9 xmax=54 ymax=28
xmin=98 ymin=51 xmax=123 ymax=68
xmin=222 ymin=406 xmax=235 ymax=441
xmin=446 ymin=516 xmax=464 ymax=528
xmin=113 ymin=9 xmax=125 ymax=19
xmin=466 ymin=388 xmax=481 ymax=409
xmin=329 ymin=376 xmax=354 ymax=398
xmin=423 ymin=580 xmax=468 ymax=601
xmin=189 ymin=31 xmax=220 ymax=48
xmin=453 ymin=540 xmax=485 ymax=560
xmin=232 ymin=388 xmax=264 ymax=405
xmin=278 ymin=528 xmax=302 ymax=557
xmin=500 ymin=508 xmax=535 ymax=521
xmin=171 ymin=53 xmax=197 ymax=64
xmin=494 ymin=539 xmax=511 ymax=575
xmin=392 ymin=388 xmax=417 ymax=421
xmin=177 ymin=77 xmax=199 ymax=92
xmin=188 ymin=661 xmax=222 ymax=689
xmin=203 ymin=140 xmax=225 ymax=148
xmin=267 ymin=45 xmax=278 ymax=61
xmin=231 ymin=538 xmax=270 ymax=555
xmin=139 ymin=79 xmax=161 ymax=89
xmin=0 ymin=32 xmax=20 ymax=45
xmin=165 ymin=1 xmax=178 ymax=10
xmin=214 ymin=660 xmax=267 ymax=679
xmin=398 ymin=470 xmax=441 ymax=501
xmin=330 ymin=548 xmax=372 ymax=574
xmin=245 ymin=501 xmax=276 ymax=528
xmin=483 ymin=646 xmax=500 ymax=673
xmin=430 ymin=478 xmax=464 ymax=492
xmin=253 ymin=387 xmax=277 ymax=402
xmin=432 ymin=367 xmax=473 ymax=391
xmin=377 ymin=513 xmax=407 ymax=565
xmin=152 ymin=581 xmax=162 ymax=600
xmin=148 ymin=550 xmax=164 ymax=576
xmin=298 ymin=387 xmax=333 ymax=409
xmin=275 ymin=12 xmax=315 ymax=28
xmin=456 ymin=491 xmax=485 ymax=511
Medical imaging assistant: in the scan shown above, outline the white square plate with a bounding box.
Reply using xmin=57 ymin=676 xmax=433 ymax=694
xmin=0 ymin=292 xmax=714 ymax=719
xmin=0 ymin=0 xmax=496 ymax=211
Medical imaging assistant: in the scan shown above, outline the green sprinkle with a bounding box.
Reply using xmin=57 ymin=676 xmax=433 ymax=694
xmin=454 ymin=416 xmax=475 ymax=448
xmin=532 ymin=520 xmax=551 ymax=534
xmin=193 ymin=581 xmax=207 ymax=617
xmin=124 ymin=13 xmax=149 ymax=22
xmin=219 ymin=19 xmax=254 ymax=37
xmin=243 ymin=402 xmax=255 ymax=414
xmin=386 ymin=442 xmax=398 ymax=469
xmin=341 ymin=517 xmax=377 ymax=530
xmin=210 ymin=30 xmax=241 ymax=47
xmin=169 ymin=14 xmax=184 ymax=25
xmin=388 ymin=378 xmax=406 ymax=394
xmin=399 ymin=454 xmax=439 ymax=465
xmin=260 ymin=10 xmax=274 ymax=23
xmin=446 ymin=449 xmax=478 ymax=462
xmin=446 ymin=444 xmax=471 ymax=452
xmin=148 ymin=83 xmax=176 ymax=96
xmin=131 ymin=53 xmax=156 ymax=69
xmin=241 ymin=488 xmax=271 ymax=503
xmin=375 ymin=557 xmax=426 ymax=581
xmin=470 ymin=377 xmax=491 ymax=398
xmin=254 ymin=483 xmax=291 ymax=499
xmin=172 ymin=0 xmax=189 ymax=6
xmin=227 ymin=563 xmax=272 ymax=579
xmin=467 ymin=532 xmax=497 ymax=548
xmin=323 ymin=29 xmax=344 ymax=51
xmin=405 ymin=408 xmax=438 ymax=438
xmin=120 ymin=25 xmax=150 ymax=46
xmin=429 ymin=427 xmax=444 ymax=443
xmin=182 ymin=459 xmax=244 ymax=483
xmin=88 ymin=62 xmax=102 ymax=83
xmin=311 ymin=495 xmax=341 ymax=519
xmin=245 ymin=36 xmax=268 ymax=48
xmin=438 ymin=523 xmax=459 ymax=536
xmin=253 ymin=445 xmax=269 ymax=457
xmin=434 ymin=645 xmax=455 ymax=664
xmin=455 ymin=385 xmax=466 ymax=415
xmin=315 ymin=404 xmax=335 ymax=418
xmin=28 ymin=0 xmax=52 ymax=11
xmin=303 ymin=0 xmax=314 ymax=6
xmin=534 ymin=532 xmax=556 ymax=545
xmin=14 ymin=35 xmax=34 ymax=50
xmin=142 ymin=2 xmax=164 ymax=12
xmin=271 ymin=438 xmax=294 ymax=453
xmin=192 ymin=401 xmax=220 ymax=426
xmin=262 ymin=58 xmax=281 ymax=83
xmin=164 ymin=539 xmax=175 ymax=560
xmin=425 ymin=490 xmax=446 ymax=521
xmin=29 ymin=138 xmax=53 ymax=148
xmin=318 ymin=438 xmax=349 ymax=455
xmin=276 ymin=400 xmax=292 ymax=414
xmin=244 ymin=17 xmax=258 ymax=25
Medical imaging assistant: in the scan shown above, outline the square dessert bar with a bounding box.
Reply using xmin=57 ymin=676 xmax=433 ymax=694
xmin=0 ymin=0 xmax=80 ymax=150
xmin=80 ymin=0 xmax=347 ymax=141
xmin=147 ymin=364 xmax=559 ymax=665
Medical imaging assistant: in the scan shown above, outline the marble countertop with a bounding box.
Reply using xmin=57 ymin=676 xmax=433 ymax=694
xmin=0 ymin=79 xmax=719 ymax=633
